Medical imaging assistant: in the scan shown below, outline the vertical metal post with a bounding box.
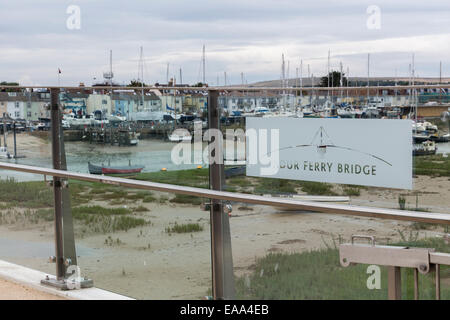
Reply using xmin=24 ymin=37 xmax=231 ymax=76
xmin=387 ymin=266 xmax=402 ymax=300
xmin=435 ymin=264 xmax=441 ymax=300
xmin=60 ymin=123 xmax=77 ymax=267
xmin=50 ymin=88 xmax=65 ymax=280
xmin=414 ymin=268 xmax=419 ymax=300
xmin=405 ymin=268 xmax=414 ymax=300
xmin=3 ymin=113 xmax=7 ymax=148
xmin=208 ymin=90 xmax=235 ymax=300
xmin=13 ymin=121 xmax=16 ymax=159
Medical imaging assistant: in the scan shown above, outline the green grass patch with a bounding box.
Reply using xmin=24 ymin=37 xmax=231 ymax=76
xmin=236 ymin=238 xmax=450 ymax=300
xmin=343 ymin=187 xmax=361 ymax=196
xmin=108 ymin=198 xmax=128 ymax=205
xmin=134 ymin=205 xmax=148 ymax=212
xmin=125 ymin=191 xmax=152 ymax=200
xmin=413 ymin=154 xmax=450 ymax=177
xmin=36 ymin=208 xmax=54 ymax=221
xmin=135 ymin=168 xmax=209 ymax=188
xmin=158 ymin=196 xmax=169 ymax=204
xmin=97 ymin=190 xmax=128 ymax=200
xmin=166 ymin=222 xmax=203 ymax=233
xmin=253 ymin=178 xmax=299 ymax=194
xmin=228 ymin=177 xmax=251 ymax=188
xmin=298 ymin=181 xmax=337 ymax=196
xmin=72 ymin=206 xmax=131 ymax=217
xmin=38 ymin=205 xmax=146 ymax=233
xmin=143 ymin=195 xmax=157 ymax=203
xmin=113 ymin=216 xmax=147 ymax=232
xmin=169 ymin=194 xmax=203 ymax=205
xmin=0 ymin=178 xmax=53 ymax=208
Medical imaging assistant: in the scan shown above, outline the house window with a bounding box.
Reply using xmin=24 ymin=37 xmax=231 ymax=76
xmin=27 ymin=102 xmax=31 ymax=108
xmin=15 ymin=102 xmax=19 ymax=108
xmin=15 ymin=112 xmax=20 ymax=117
xmin=27 ymin=112 xmax=31 ymax=117
xmin=102 ymin=100 xmax=107 ymax=104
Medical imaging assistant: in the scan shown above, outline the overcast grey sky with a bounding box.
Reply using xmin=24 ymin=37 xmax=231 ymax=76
xmin=0 ymin=0 xmax=449 ymax=86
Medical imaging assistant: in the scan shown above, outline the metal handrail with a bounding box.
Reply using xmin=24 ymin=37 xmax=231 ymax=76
xmin=340 ymin=238 xmax=450 ymax=300
xmin=0 ymin=162 xmax=449 ymax=225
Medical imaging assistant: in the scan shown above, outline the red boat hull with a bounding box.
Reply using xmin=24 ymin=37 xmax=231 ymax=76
xmin=101 ymin=167 xmax=143 ymax=174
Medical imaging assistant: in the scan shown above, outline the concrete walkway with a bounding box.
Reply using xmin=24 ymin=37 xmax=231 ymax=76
xmin=0 ymin=259 xmax=133 ymax=300
xmin=0 ymin=277 xmax=65 ymax=300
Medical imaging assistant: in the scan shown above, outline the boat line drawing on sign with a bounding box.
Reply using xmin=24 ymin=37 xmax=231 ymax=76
xmin=265 ymin=126 xmax=393 ymax=167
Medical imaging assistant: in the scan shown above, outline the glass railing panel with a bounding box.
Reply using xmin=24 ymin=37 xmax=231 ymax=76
xmin=69 ymin=184 xmax=211 ymax=299
xmin=228 ymin=199 xmax=448 ymax=300
xmin=0 ymin=170 xmax=56 ymax=276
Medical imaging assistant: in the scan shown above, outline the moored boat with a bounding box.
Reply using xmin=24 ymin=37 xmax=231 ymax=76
xmin=88 ymin=161 xmax=144 ymax=175
xmin=413 ymin=140 xmax=437 ymax=156
xmin=434 ymin=133 xmax=450 ymax=143
xmin=168 ymin=129 xmax=192 ymax=142
xmin=101 ymin=166 xmax=143 ymax=174
xmin=0 ymin=147 xmax=11 ymax=159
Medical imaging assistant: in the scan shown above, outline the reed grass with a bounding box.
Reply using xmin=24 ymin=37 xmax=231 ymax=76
xmin=169 ymin=194 xmax=203 ymax=205
xmin=165 ymin=222 xmax=203 ymax=233
xmin=236 ymin=238 xmax=450 ymax=300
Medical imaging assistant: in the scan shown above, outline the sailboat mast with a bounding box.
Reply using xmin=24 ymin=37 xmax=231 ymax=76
xmin=140 ymin=46 xmax=144 ymax=109
xmin=439 ymin=61 xmax=442 ymax=103
xmin=173 ymin=77 xmax=177 ymax=130
xmin=394 ymin=68 xmax=397 ymax=102
xmin=300 ymin=59 xmax=303 ymax=97
xmin=367 ymin=53 xmax=370 ymax=105
xmin=295 ymin=67 xmax=299 ymax=112
xmin=166 ymin=63 xmax=170 ymax=84
xmin=109 ymin=49 xmax=113 ymax=100
xmin=412 ymin=53 xmax=417 ymax=128
xmin=287 ymin=60 xmax=290 ymax=109
xmin=340 ymin=62 xmax=343 ymax=101
xmin=346 ymin=66 xmax=349 ymax=102
xmin=202 ymin=45 xmax=206 ymax=85
xmin=308 ymin=64 xmax=311 ymax=106
xmin=327 ymin=50 xmax=330 ymax=102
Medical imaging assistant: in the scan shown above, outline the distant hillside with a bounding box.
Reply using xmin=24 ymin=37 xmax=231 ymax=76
xmin=250 ymin=77 xmax=450 ymax=87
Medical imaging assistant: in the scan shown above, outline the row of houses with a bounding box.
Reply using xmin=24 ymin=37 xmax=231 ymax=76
xmin=0 ymin=91 xmax=51 ymax=121
xmin=219 ymin=87 xmax=450 ymax=112
xmin=0 ymin=89 xmax=208 ymax=121
xmin=1 ymin=86 xmax=449 ymax=121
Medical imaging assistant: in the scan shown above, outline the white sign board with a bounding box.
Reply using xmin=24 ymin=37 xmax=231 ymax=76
xmin=246 ymin=118 xmax=412 ymax=189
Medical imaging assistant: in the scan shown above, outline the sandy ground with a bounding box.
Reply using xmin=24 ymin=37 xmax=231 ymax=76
xmin=350 ymin=175 xmax=450 ymax=214
xmin=0 ymin=196 xmax=447 ymax=300
xmin=2 ymin=132 xmax=179 ymax=157
xmin=0 ymin=278 xmax=64 ymax=300
xmin=2 ymin=132 xmax=49 ymax=156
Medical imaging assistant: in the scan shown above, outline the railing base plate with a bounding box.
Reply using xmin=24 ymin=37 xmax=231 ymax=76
xmin=41 ymin=277 xmax=94 ymax=291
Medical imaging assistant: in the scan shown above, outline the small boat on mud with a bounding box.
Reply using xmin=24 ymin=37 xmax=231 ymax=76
xmin=413 ymin=140 xmax=437 ymax=156
xmin=0 ymin=147 xmax=11 ymax=159
xmin=168 ymin=130 xmax=192 ymax=142
xmin=88 ymin=162 xmax=144 ymax=175
xmin=434 ymin=133 xmax=450 ymax=143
